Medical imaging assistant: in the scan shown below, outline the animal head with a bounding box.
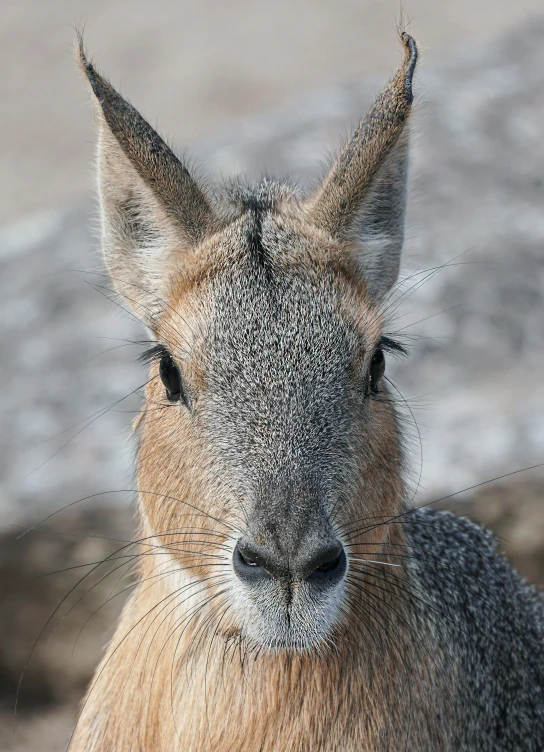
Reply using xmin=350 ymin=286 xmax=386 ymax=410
xmin=79 ymin=34 xmax=417 ymax=652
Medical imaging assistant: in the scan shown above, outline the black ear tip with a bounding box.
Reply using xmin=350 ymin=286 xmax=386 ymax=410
xmin=75 ymin=33 xmax=105 ymax=103
xmin=400 ymin=32 xmax=418 ymax=102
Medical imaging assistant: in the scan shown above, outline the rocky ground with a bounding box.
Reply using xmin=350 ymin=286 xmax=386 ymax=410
xmin=1 ymin=12 xmax=543 ymax=751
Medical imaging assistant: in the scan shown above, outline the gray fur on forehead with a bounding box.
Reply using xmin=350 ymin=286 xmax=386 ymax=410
xmin=201 ymin=218 xmax=361 ymax=441
xmin=210 ymin=178 xmax=308 ymax=272
xmin=200 ymin=179 xmax=369 ymax=388
xmin=208 ymin=257 xmax=356 ymax=383
xmin=202 ymin=260 xmax=358 ymax=483
xmin=214 ymin=177 xmax=301 ymax=215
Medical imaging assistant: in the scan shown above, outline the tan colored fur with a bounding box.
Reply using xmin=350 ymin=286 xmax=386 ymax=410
xmin=70 ymin=220 xmax=439 ymax=750
xmin=68 ymin=34 xmax=446 ymax=751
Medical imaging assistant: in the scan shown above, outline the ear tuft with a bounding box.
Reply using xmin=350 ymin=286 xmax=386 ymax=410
xmin=400 ymin=32 xmax=418 ymax=104
xmin=76 ymin=34 xmax=105 ymax=103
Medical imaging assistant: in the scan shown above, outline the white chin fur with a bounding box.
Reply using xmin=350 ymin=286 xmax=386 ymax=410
xmin=231 ymin=576 xmax=346 ymax=653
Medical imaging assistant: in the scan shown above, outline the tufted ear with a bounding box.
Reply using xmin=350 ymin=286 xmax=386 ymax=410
xmin=306 ymin=33 xmax=418 ymax=303
xmin=77 ymin=37 xmax=219 ymax=327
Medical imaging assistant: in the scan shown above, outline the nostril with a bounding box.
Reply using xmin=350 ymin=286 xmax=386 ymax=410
xmin=233 ymin=540 xmax=271 ymax=584
xmin=237 ymin=549 xmax=259 ymax=568
xmin=233 ymin=538 xmax=346 ymax=584
xmin=315 ymin=553 xmax=342 ymax=574
xmin=307 ymin=545 xmax=346 ymax=583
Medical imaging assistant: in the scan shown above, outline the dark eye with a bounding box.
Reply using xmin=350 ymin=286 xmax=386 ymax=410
xmin=370 ymin=347 xmax=385 ymax=392
xmin=159 ymin=355 xmax=183 ymax=402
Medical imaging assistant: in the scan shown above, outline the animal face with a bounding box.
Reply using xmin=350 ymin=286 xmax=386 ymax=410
xmin=79 ymin=34 xmax=416 ymax=651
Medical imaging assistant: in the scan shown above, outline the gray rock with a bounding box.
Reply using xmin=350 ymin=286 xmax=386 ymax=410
xmin=2 ymin=18 xmax=544 ymax=529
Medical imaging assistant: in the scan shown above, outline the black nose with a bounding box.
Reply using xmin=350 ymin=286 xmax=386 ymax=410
xmin=233 ymin=538 xmax=346 ymax=586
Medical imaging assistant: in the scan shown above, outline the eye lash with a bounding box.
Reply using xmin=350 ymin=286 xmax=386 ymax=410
xmin=139 ymin=343 xmax=171 ymax=365
xmin=379 ymin=335 xmax=408 ymax=357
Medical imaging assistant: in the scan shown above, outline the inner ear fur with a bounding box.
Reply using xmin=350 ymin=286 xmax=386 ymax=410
xmin=306 ymin=33 xmax=418 ymax=303
xmin=77 ymin=36 xmax=218 ymax=326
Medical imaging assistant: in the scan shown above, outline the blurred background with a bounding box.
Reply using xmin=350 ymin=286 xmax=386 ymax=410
xmin=1 ymin=1 xmax=544 ymax=749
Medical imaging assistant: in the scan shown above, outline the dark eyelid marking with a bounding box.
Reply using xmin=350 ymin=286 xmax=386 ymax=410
xmin=139 ymin=343 xmax=172 ymax=365
xmin=378 ymin=335 xmax=408 ymax=357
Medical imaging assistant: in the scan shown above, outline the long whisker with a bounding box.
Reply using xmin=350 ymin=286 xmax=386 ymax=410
xmin=349 ymin=557 xmax=401 ymax=568
xmin=18 ymin=488 xmax=237 ymax=539
xmin=23 ymin=375 xmax=157 ymax=479
xmin=345 ymin=462 xmax=544 ymax=543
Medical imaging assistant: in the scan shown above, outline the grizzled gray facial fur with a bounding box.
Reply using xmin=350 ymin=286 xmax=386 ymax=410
xmin=72 ymin=32 xmax=544 ymax=752
xmin=78 ymin=34 xmax=416 ymax=650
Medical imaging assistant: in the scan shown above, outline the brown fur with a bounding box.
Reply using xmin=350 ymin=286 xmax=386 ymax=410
xmin=69 ymin=33 xmax=456 ymax=751
xmin=69 ymin=220 xmax=442 ymax=751
xmin=305 ymin=33 xmax=417 ymax=238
